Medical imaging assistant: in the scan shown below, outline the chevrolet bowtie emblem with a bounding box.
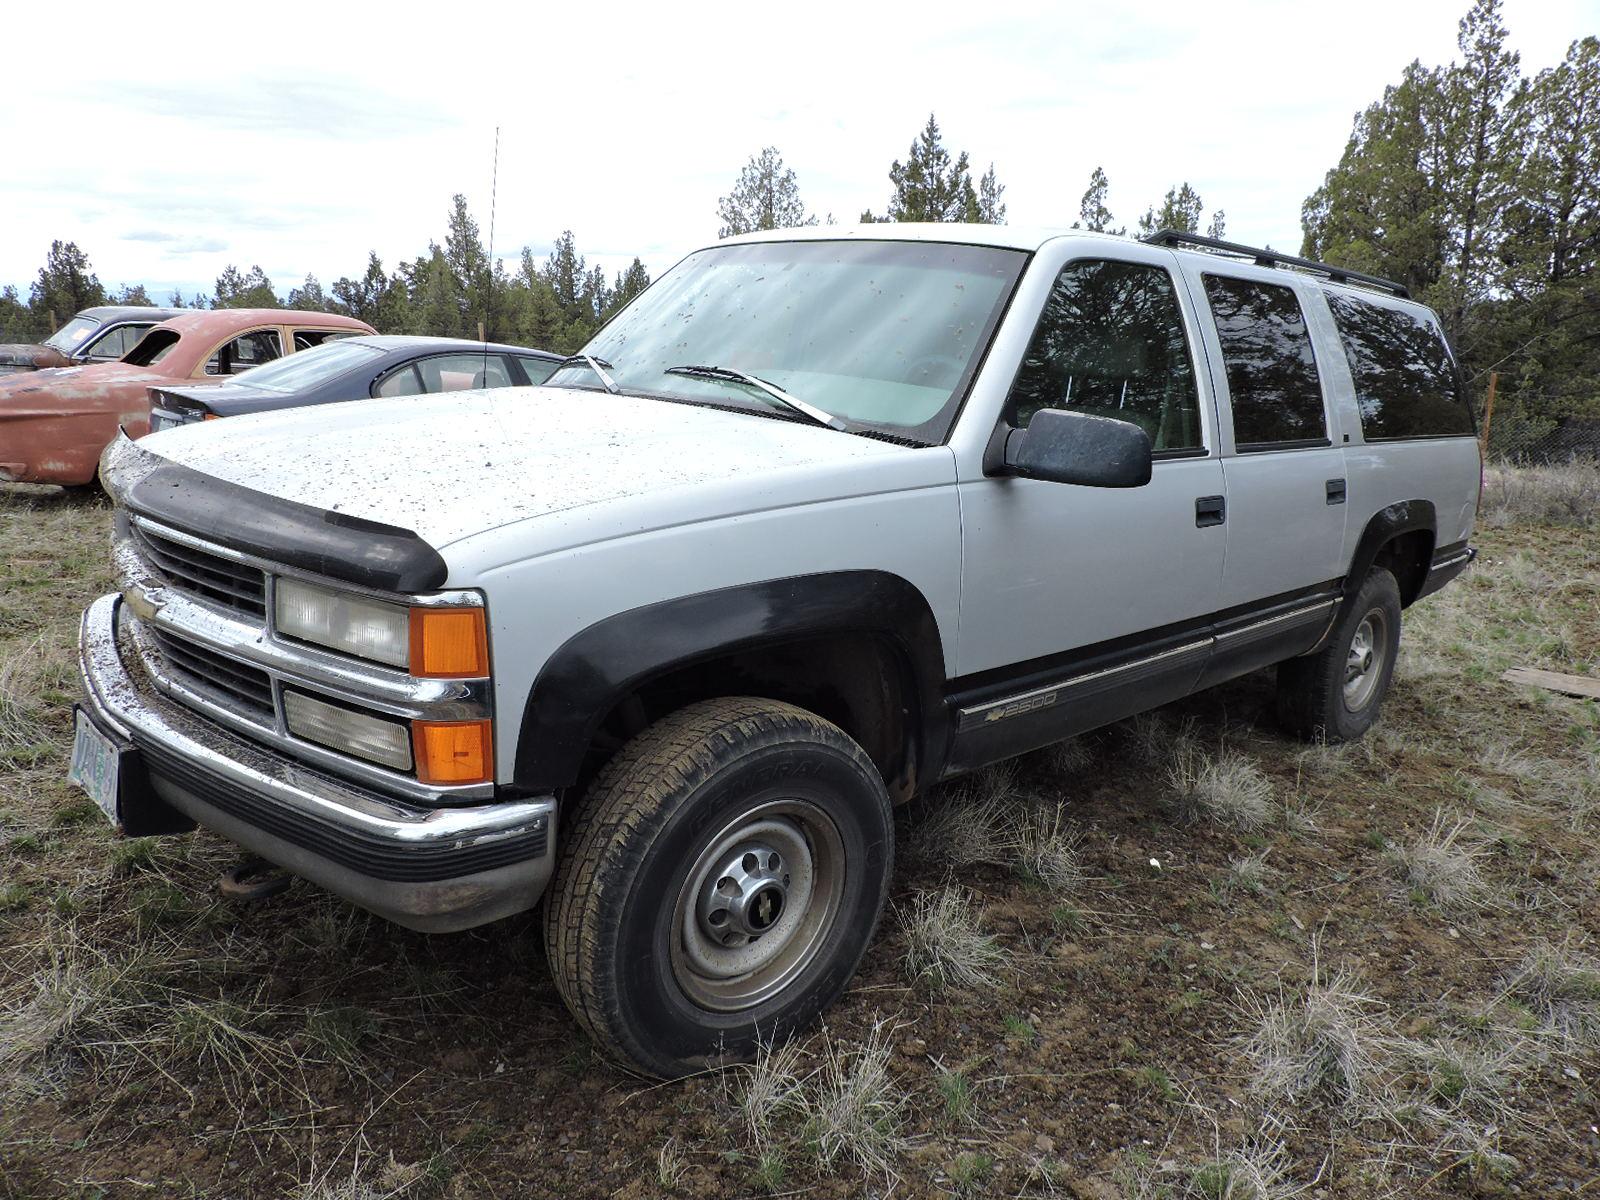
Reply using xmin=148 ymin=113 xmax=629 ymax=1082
xmin=122 ymin=584 xmax=166 ymax=623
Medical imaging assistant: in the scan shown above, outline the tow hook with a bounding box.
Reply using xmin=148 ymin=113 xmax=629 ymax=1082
xmin=219 ymin=856 xmax=291 ymax=902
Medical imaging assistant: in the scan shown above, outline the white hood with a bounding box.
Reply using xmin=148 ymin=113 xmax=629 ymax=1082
xmin=138 ymin=387 xmax=916 ymax=549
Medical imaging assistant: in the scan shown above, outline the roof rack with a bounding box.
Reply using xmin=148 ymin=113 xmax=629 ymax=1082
xmin=1140 ymin=229 xmax=1410 ymax=299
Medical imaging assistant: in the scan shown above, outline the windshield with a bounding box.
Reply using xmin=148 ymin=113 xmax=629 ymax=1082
xmin=43 ymin=315 xmax=100 ymax=352
xmin=545 ymin=239 xmax=1027 ymax=442
xmin=222 ymin=339 xmax=384 ymax=392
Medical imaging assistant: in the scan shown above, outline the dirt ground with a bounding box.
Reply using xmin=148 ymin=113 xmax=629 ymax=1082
xmin=1 ymin=473 xmax=1597 ymax=1199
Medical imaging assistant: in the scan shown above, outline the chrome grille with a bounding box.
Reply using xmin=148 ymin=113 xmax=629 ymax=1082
xmin=134 ymin=525 xmax=266 ymax=617
xmin=151 ymin=630 xmax=275 ymax=721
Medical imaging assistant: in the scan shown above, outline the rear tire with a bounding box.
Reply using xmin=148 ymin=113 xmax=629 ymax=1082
xmin=1276 ymin=567 xmax=1402 ymax=743
xmin=543 ymin=697 xmax=893 ymax=1079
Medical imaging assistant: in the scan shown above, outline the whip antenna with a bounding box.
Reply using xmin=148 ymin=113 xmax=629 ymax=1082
xmin=481 ymin=125 xmax=500 ymax=369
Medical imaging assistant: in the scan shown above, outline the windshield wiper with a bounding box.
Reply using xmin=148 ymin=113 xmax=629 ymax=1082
xmin=556 ymin=353 xmax=620 ymax=394
xmin=664 ymin=365 xmax=849 ymax=432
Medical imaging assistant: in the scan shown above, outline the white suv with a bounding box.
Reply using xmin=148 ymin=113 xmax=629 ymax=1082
xmin=73 ymin=224 xmax=1480 ymax=1078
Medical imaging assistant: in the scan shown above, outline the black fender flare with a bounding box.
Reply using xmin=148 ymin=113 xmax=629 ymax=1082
xmin=1344 ymin=499 xmax=1436 ymax=604
xmin=511 ymin=571 xmax=950 ymax=794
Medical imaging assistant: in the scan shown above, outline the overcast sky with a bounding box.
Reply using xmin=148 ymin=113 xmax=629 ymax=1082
xmin=3 ymin=0 xmax=1595 ymax=303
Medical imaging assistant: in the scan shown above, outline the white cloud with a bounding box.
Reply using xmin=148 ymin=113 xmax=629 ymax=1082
xmin=1 ymin=0 xmax=1593 ymax=300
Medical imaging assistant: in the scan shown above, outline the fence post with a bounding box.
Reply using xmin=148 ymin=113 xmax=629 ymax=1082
xmin=1479 ymin=371 xmax=1499 ymax=456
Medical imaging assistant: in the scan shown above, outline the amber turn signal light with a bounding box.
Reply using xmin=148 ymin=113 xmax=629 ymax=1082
xmin=409 ymin=607 xmax=489 ymax=678
xmin=413 ymin=719 xmax=492 ymax=785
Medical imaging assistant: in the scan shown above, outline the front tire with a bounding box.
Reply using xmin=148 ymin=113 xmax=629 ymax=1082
xmin=543 ymin=697 xmax=894 ymax=1078
xmin=1276 ymin=567 xmax=1402 ymax=743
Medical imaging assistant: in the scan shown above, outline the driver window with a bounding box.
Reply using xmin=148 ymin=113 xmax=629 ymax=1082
xmin=1005 ymin=259 xmax=1203 ymax=454
xmin=205 ymin=329 xmax=283 ymax=375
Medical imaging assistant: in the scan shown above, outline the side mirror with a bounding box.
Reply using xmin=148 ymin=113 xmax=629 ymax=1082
xmin=1002 ymin=408 xmax=1153 ymax=488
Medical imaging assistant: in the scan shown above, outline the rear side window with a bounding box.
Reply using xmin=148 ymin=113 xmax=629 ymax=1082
xmin=1006 ymin=259 xmax=1203 ymax=453
xmin=1324 ymin=292 xmax=1473 ymax=439
xmin=206 ymin=330 xmax=283 ymax=376
xmin=1202 ymin=275 xmax=1327 ymax=449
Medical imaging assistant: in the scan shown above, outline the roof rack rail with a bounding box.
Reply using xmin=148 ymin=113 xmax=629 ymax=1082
xmin=1140 ymin=229 xmax=1410 ymax=299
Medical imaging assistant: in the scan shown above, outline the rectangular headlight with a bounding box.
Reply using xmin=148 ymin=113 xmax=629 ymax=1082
xmin=283 ymin=690 xmax=412 ymax=770
xmin=275 ymin=578 xmax=409 ymax=668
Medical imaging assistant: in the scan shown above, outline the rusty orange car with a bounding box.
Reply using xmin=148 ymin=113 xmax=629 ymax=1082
xmin=0 ymin=308 xmax=375 ymax=487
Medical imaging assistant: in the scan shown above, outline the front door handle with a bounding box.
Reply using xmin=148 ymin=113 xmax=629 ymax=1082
xmin=1195 ymin=495 xmax=1226 ymax=528
xmin=1326 ymin=478 xmax=1347 ymax=505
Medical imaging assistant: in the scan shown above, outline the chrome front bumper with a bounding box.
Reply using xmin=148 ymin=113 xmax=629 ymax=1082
xmin=77 ymin=593 xmax=556 ymax=932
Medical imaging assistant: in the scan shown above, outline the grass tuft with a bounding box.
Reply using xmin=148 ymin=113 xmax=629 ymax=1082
xmin=900 ymin=886 xmax=1006 ymax=992
xmin=804 ymin=1021 xmax=906 ymax=1176
xmin=1384 ymin=809 xmax=1491 ymax=910
xmin=1166 ymin=743 xmax=1274 ymax=831
xmin=1502 ymin=941 xmax=1600 ymax=1047
xmin=1008 ymin=802 xmax=1085 ymax=892
xmin=1237 ymin=965 xmax=1386 ymax=1112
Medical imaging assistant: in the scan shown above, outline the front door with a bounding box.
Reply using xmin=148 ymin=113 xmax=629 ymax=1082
xmin=950 ymin=249 xmax=1228 ymax=772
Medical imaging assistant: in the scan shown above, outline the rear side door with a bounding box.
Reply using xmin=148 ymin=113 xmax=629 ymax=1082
xmin=1174 ymin=264 xmax=1348 ymax=676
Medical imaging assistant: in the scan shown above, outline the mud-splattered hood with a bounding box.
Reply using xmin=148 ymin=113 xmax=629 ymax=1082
xmin=135 ymin=386 xmax=928 ymax=554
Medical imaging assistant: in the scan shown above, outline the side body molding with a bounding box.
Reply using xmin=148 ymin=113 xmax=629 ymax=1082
xmin=513 ymin=571 xmax=950 ymax=794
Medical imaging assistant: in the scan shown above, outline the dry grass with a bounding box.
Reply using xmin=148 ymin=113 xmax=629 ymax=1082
xmin=908 ymin=764 xmax=1019 ymax=870
xmin=1009 ymin=802 xmax=1085 ymax=893
xmin=1166 ymin=743 xmax=1275 ymax=831
xmin=1237 ymin=965 xmax=1388 ymax=1112
xmin=1384 ymin=809 xmax=1492 ymax=911
xmin=804 ymin=1021 xmax=907 ymax=1176
xmin=1479 ymin=462 xmax=1600 ymax=529
xmin=900 ymin=886 xmax=1006 ymax=992
xmin=1502 ymin=941 xmax=1600 ymax=1047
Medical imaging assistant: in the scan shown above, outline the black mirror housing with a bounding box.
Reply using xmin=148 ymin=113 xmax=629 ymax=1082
xmin=1002 ymin=408 xmax=1153 ymax=488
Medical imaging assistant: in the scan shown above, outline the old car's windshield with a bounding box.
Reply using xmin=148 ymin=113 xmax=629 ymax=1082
xmin=545 ymin=239 xmax=1027 ymax=442
xmin=43 ymin=316 xmax=100 ymax=352
xmin=226 ymin=339 xmax=384 ymax=393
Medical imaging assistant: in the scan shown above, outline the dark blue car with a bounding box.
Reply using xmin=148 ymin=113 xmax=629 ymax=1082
xmin=147 ymin=335 xmax=564 ymax=430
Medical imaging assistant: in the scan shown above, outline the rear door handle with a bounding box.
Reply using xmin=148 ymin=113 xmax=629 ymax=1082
xmin=1195 ymin=495 xmax=1226 ymax=527
xmin=1326 ymin=478 xmax=1347 ymax=505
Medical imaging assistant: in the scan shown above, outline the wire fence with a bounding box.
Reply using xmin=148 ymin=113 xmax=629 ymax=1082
xmin=1481 ymin=410 xmax=1600 ymax=464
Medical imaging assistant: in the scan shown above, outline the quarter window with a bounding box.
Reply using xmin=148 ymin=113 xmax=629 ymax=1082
xmin=1202 ymin=275 xmax=1327 ymax=448
xmin=1324 ymin=292 xmax=1473 ymax=439
xmin=375 ymin=365 xmax=422 ymax=398
xmin=1006 ymin=259 xmax=1203 ymax=453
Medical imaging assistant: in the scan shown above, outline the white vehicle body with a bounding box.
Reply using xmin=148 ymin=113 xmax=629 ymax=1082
xmin=77 ymin=223 xmax=1480 ymax=938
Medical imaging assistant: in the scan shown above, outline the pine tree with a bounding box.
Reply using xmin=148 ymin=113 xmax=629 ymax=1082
xmin=29 ymin=240 xmax=106 ymax=327
xmin=113 ymin=284 xmax=153 ymax=306
xmin=0 ymin=285 xmax=33 ymax=340
xmin=444 ymin=194 xmax=492 ymax=335
xmin=1206 ymin=211 xmax=1228 ymax=240
xmin=1440 ymin=0 xmax=1521 ymax=325
xmin=213 ymin=265 xmax=277 ymax=308
xmin=884 ymin=114 xmax=984 ymax=223
xmin=607 ymin=258 xmax=651 ymax=318
xmin=409 ymin=247 xmax=464 ymax=337
xmin=1074 ymin=167 xmax=1120 ymax=233
xmin=332 ymin=252 xmax=391 ymax=326
xmin=717 ymin=147 xmax=818 ymax=237
xmin=1137 ymin=184 xmax=1206 ymax=236
xmin=540 ymin=232 xmax=588 ymax=323
xmin=977 ymin=163 xmax=1006 ymax=224
xmin=287 ymin=274 xmax=329 ymax=312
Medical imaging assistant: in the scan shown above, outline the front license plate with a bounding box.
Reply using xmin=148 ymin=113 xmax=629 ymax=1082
xmin=68 ymin=709 xmax=121 ymax=826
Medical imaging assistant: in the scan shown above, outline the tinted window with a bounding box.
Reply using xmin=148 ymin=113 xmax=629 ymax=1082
xmin=1325 ymin=292 xmax=1473 ymax=439
xmin=518 ymin=355 xmax=560 ymax=385
xmin=417 ymin=353 xmax=512 ymax=392
xmin=206 ymin=330 xmax=282 ymax=375
xmin=375 ymin=364 xmax=422 ymax=398
xmin=1005 ymin=259 xmax=1202 ymax=452
xmin=1202 ymin=275 xmax=1327 ymax=448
